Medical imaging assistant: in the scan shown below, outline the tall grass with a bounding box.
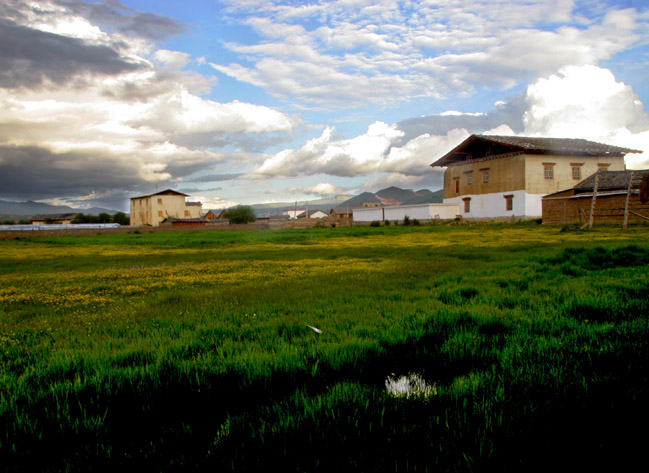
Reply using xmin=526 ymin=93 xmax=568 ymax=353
xmin=0 ymin=224 xmax=648 ymax=471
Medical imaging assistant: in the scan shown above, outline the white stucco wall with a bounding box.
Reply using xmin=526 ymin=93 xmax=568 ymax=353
xmin=353 ymin=207 xmax=384 ymax=222
xmin=444 ymin=189 xmax=540 ymax=219
xmin=353 ymin=204 xmax=461 ymax=222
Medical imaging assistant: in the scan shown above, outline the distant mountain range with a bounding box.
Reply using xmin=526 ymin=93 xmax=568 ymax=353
xmin=0 ymin=199 xmax=120 ymax=221
xmin=1 ymin=186 xmax=444 ymax=221
xmin=251 ymin=186 xmax=443 ymax=215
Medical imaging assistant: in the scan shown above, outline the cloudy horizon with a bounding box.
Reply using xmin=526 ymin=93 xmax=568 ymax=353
xmin=1 ymin=0 xmax=648 ymax=211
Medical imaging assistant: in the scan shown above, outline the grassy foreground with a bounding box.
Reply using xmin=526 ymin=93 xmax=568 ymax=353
xmin=1 ymin=223 xmax=648 ymax=472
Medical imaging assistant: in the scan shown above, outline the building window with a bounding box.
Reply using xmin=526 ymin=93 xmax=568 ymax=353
xmin=504 ymin=195 xmax=513 ymax=211
xmin=454 ymin=179 xmax=459 ymax=193
xmin=572 ymin=167 xmax=581 ymax=180
xmin=463 ymin=198 xmax=471 ymax=213
xmin=157 ymin=198 xmax=162 ymax=204
xmin=466 ymin=173 xmax=472 ymax=185
xmin=482 ymin=171 xmax=489 ymax=184
xmin=544 ymin=166 xmax=554 ymax=180
xmin=158 ymin=211 xmax=163 ymax=217
xmin=184 ymin=210 xmax=190 ymax=217
xmin=598 ymin=163 xmax=610 ymax=170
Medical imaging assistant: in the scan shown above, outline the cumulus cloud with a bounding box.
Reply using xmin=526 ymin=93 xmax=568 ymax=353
xmin=288 ymin=182 xmax=345 ymax=196
xmin=0 ymin=0 xmax=294 ymax=208
xmin=255 ymin=63 xmax=649 ymax=192
xmin=254 ymin=121 xmax=405 ymax=177
xmin=522 ymin=65 xmax=649 ymax=167
xmin=253 ymin=120 xmax=472 ymax=180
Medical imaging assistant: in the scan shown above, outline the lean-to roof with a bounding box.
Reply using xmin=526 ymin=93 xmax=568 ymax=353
xmin=574 ymin=169 xmax=649 ymax=192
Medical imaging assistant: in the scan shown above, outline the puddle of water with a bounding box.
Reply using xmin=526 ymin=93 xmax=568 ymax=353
xmin=385 ymin=373 xmax=437 ymax=399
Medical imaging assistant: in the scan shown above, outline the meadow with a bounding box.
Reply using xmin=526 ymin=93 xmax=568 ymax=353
xmin=1 ymin=223 xmax=648 ymax=472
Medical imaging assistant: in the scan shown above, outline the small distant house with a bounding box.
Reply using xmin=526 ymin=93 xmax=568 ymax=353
xmin=203 ymin=210 xmax=219 ymax=220
xmin=542 ymin=169 xmax=649 ymax=224
xmin=283 ymin=208 xmax=307 ymax=219
xmin=30 ymin=213 xmax=78 ymax=225
xmin=431 ymin=135 xmax=640 ymax=219
xmin=129 ymin=189 xmax=203 ymax=226
xmin=298 ymin=210 xmax=329 ymax=219
xmin=330 ymin=207 xmax=353 ymax=218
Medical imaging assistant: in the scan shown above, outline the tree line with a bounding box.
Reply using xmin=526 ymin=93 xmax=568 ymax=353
xmin=1 ymin=212 xmax=129 ymax=225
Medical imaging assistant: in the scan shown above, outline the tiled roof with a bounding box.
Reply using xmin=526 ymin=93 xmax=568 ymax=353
xmin=431 ymin=134 xmax=641 ymax=167
xmin=476 ymin=135 xmax=640 ymax=154
xmin=163 ymin=217 xmax=208 ymax=223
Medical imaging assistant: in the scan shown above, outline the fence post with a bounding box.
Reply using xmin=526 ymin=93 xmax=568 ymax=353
xmin=623 ymin=171 xmax=634 ymax=229
xmin=586 ymin=170 xmax=601 ymax=230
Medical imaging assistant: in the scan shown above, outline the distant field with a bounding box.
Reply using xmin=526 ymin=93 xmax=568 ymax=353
xmin=1 ymin=223 xmax=648 ymax=472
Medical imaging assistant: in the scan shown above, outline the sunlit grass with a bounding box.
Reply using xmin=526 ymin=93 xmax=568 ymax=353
xmin=0 ymin=223 xmax=648 ymax=471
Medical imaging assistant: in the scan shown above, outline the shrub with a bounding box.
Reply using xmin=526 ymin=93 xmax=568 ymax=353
xmin=403 ymin=215 xmax=411 ymax=226
xmin=111 ymin=212 xmax=129 ymax=225
xmin=97 ymin=213 xmax=112 ymax=223
xmin=224 ymin=205 xmax=257 ymax=224
xmin=384 ymin=220 xmax=391 ymax=226
xmin=412 ymin=219 xmax=420 ymax=226
xmin=370 ymin=220 xmax=381 ymax=227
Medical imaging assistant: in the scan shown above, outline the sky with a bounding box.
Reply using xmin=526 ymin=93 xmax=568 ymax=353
xmin=1 ymin=0 xmax=649 ymax=211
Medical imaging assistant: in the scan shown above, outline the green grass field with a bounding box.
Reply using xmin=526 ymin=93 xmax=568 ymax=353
xmin=1 ymin=223 xmax=648 ymax=472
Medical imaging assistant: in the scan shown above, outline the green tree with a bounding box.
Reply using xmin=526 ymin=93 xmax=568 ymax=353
xmin=97 ymin=213 xmax=111 ymax=223
xmin=111 ymin=212 xmax=129 ymax=225
xmin=224 ymin=205 xmax=256 ymax=224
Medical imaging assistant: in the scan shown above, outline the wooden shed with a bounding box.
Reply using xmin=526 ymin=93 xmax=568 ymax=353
xmin=542 ymin=170 xmax=649 ymax=225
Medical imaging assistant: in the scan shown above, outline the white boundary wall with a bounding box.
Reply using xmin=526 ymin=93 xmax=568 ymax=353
xmin=443 ymin=190 xmax=544 ymax=219
xmin=0 ymin=223 xmax=122 ymax=231
xmin=353 ymin=204 xmax=461 ymax=222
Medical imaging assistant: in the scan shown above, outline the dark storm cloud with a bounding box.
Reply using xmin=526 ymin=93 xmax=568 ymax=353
xmin=0 ymin=145 xmax=142 ymax=200
xmin=0 ymin=18 xmax=142 ymax=89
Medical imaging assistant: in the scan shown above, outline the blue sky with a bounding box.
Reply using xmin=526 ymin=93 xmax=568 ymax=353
xmin=1 ymin=0 xmax=649 ymax=211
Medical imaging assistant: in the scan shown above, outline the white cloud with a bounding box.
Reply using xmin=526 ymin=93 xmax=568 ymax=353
xmin=193 ymin=195 xmax=239 ymax=209
xmin=0 ymin=0 xmax=295 ymax=202
xmin=154 ymin=49 xmax=191 ymax=68
xmin=522 ymin=65 xmax=649 ymax=167
xmin=212 ymin=0 xmax=649 ymax=108
xmin=254 ymin=122 xmax=471 ymax=178
xmin=254 ymin=121 xmax=405 ymax=177
xmin=288 ymin=182 xmax=345 ymax=196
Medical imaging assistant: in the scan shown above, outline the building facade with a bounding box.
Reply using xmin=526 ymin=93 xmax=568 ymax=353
xmin=129 ymin=189 xmax=203 ymax=226
xmin=431 ymin=135 xmax=639 ymax=219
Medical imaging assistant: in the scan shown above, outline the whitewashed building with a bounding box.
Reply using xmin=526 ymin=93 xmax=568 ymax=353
xmin=431 ymin=135 xmax=639 ymax=219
